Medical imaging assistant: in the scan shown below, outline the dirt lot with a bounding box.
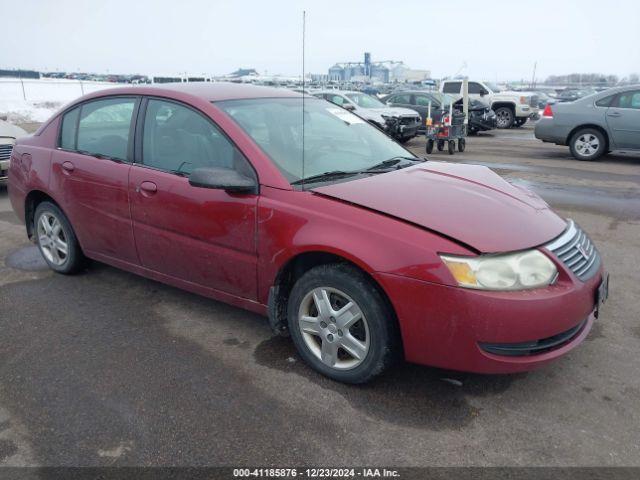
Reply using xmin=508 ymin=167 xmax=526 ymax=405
xmin=1 ymin=123 xmax=639 ymax=467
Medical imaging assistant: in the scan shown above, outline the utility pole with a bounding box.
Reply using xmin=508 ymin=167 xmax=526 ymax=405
xmin=531 ymin=61 xmax=537 ymax=89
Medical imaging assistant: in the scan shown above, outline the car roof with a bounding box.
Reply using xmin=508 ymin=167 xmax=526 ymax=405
xmin=314 ymin=90 xmax=359 ymax=95
xmin=76 ymin=82 xmax=305 ymax=103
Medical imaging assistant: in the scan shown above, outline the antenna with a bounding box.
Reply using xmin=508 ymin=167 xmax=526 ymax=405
xmin=301 ymin=10 xmax=306 ymax=190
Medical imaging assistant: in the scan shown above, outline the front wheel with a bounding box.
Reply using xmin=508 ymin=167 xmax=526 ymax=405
xmin=448 ymin=140 xmax=455 ymax=154
xmin=569 ymin=128 xmax=606 ymax=161
xmin=287 ymin=264 xmax=399 ymax=384
xmin=495 ymin=107 xmax=515 ymax=129
xmin=458 ymin=138 xmax=466 ymax=152
xmin=437 ymin=140 xmax=445 ymax=151
xmin=34 ymin=201 xmax=85 ymax=274
xmin=426 ymin=139 xmax=434 ymax=154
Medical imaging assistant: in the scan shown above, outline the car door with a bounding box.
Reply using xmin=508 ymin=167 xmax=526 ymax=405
xmin=467 ymin=82 xmax=485 ymax=101
xmin=51 ymin=96 xmax=139 ymax=264
xmin=128 ymin=97 xmax=258 ymax=299
xmin=412 ymin=94 xmax=437 ymax=127
xmin=606 ymin=90 xmax=640 ymax=149
xmin=442 ymin=81 xmax=462 ymax=97
xmin=386 ymin=93 xmax=412 ymax=109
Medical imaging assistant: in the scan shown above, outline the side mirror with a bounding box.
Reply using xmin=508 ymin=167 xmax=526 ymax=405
xmin=189 ymin=167 xmax=257 ymax=194
xmin=342 ymin=103 xmax=355 ymax=111
xmin=480 ymin=89 xmax=488 ymax=96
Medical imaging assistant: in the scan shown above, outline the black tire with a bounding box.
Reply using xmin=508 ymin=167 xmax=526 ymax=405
xmin=426 ymin=139 xmax=434 ymax=154
xmin=448 ymin=140 xmax=455 ymax=155
xmin=458 ymin=138 xmax=466 ymax=152
xmin=495 ymin=107 xmax=515 ymax=129
xmin=437 ymin=140 xmax=445 ymax=151
xmin=34 ymin=201 xmax=85 ymax=274
xmin=398 ymin=136 xmax=411 ymax=144
xmin=287 ymin=264 xmax=399 ymax=384
xmin=569 ymin=128 xmax=606 ymax=161
xmin=513 ymin=118 xmax=527 ymax=128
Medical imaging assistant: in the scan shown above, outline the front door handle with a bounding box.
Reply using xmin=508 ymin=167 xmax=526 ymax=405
xmin=137 ymin=181 xmax=158 ymax=194
xmin=607 ymin=111 xmax=622 ymax=117
xmin=61 ymin=161 xmax=75 ymax=173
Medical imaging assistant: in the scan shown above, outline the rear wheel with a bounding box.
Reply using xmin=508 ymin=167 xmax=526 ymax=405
xmin=495 ymin=107 xmax=515 ymax=129
xmin=569 ymin=128 xmax=606 ymax=161
xmin=287 ymin=264 xmax=398 ymax=384
xmin=437 ymin=140 xmax=445 ymax=151
xmin=458 ymin=138 xmax=466 ymax=152
xmin=426 ymin=139 xmax=434 ymax=154
xmin=448 ymin=140 xmax=455 ymax=154
xmin=34 ymin=201 xmax=85 ymax=274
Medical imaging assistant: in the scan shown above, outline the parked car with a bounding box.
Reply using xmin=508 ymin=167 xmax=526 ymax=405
xmin=382 ymin=91 xmax=496 ymax=134
xmin=441 ymin=79 xmax=539 ymax=128
xmin=0 ymin=120 xmax=28 ymax=186
xmin=533 ymin=91 xmax=557 ymax=109
xmin=313 ymin=90 xmax=421 ymax=143
xmin=535 ymin=85 xmax=640 ymax=160
xmin=9 ymin=83 xmax=607 ymax=384
xmin=556 ymin=88 xmax=597 ymax=103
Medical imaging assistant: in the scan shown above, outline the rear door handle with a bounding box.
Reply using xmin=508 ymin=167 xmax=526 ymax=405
xmin=607 ymin=111 xmax=622 ymax=117
xmin=61 ymin=161 xmax=75 ymax=173
xmin=137 ymin=181 xmax=158 ymax=194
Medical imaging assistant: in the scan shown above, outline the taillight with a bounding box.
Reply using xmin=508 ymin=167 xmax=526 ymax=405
xmin=542 ymin=104 xmax=553 ymax=117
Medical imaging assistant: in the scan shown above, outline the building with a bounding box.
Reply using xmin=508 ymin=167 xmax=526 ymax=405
xmin=328 ymin=52 xmax=389 ymax=83
xmin=327 ymin=53 xmax=428 ymax=84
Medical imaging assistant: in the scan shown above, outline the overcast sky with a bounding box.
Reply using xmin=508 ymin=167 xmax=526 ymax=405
xmin=4 ymin=0 xmax=639 ymax=81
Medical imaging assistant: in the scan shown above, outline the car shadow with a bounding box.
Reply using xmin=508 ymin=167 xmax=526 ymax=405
xmin=254 ymin=335 xmax=528 ymax=431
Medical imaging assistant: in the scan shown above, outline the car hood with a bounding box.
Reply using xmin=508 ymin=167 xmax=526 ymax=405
xmin=312 ymin=162 xmax=567 ymax=253
xmin=367 ymin=107 xmax=419 ymax=117
xmin=0 ymin=120 xmax=28 ymax=140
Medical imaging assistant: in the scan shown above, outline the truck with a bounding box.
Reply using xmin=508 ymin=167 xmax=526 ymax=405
xmin=440 ymin=79 xmax=539 ymax=129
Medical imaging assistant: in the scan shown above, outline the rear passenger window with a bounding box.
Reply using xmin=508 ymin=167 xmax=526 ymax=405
xmin=59 ymin=107 xmax=79 ymax=150
xmin=142 ymin=99 xmax=248 ymax=176
xmin=443 ymin=82 xmax=461 ymax=94
xmin=595 ymin=95 xmax=615 ymax=107
xmin=414 ymin=95 xmax=433 ymax=106
xmin=76 ymin=98 xmax=136 ymax=161
xmin=392 ymin=94 xmax=411 ymax=104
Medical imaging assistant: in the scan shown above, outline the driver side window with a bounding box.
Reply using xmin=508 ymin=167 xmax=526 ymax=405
xmin=468 ymin=82 xmax=484 ymax=94
xmin=142 ymin=99 xmax=246 ymax=175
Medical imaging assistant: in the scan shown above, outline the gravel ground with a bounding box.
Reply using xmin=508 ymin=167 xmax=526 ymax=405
xmin=0 ymin=123 xmax=639 ymax=467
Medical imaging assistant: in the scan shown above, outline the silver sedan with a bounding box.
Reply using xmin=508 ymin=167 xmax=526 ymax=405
xmin=535 ymin=85 xmax=640 ymax=160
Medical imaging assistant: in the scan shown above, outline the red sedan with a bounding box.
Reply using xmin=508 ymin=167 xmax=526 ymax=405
xmin=7 ymin=83 xmax=608 ymax=383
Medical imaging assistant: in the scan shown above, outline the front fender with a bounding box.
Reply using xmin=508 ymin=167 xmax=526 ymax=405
xmin=256 ymin=187 xmax=473 ymax=304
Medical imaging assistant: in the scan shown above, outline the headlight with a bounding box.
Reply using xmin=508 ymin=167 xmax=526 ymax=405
xmin=440 ymin=250 xmax=557 ymax=291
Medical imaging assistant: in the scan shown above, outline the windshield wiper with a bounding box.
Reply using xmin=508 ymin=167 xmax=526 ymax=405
xmin=361 ymin=156 xmax=424 ymax=173
xmin=291 ymin=170 xmax=359 ymax=185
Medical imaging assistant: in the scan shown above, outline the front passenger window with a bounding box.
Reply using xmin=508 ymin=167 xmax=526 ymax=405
xmin=616 ymin=91 xmax=640 ymax=109
xmin=142 ymin=99 xmax=247 ymax=176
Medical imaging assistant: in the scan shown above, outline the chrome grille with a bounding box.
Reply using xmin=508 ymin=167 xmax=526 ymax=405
xmin=0 ymin=143 xmax=13 ymax=161
xmin=545 ymin=220 xmax=600 ymax=281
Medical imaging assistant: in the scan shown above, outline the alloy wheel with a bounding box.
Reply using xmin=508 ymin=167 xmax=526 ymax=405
xmin=298 ymin=287 xmax=370 ymax=370
xmin=575 ymin=134 xmax=600 ymax=157
xmin=37 ymin=212 xmax=68 ymax=266
xmin=496 ymin=109 xmax=513 ymax=128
